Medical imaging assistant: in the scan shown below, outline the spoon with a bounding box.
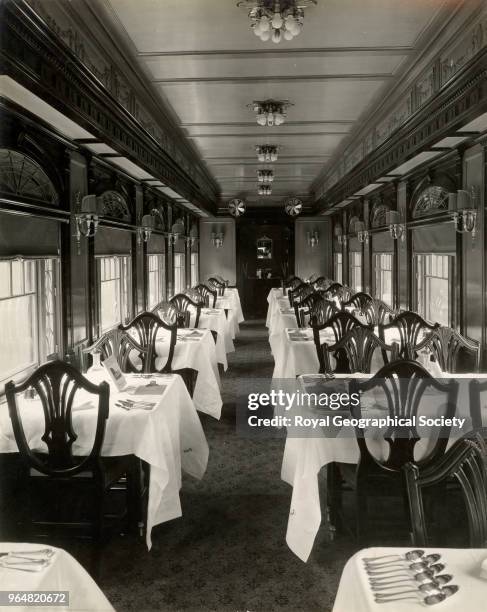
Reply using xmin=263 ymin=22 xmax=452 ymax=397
xmin=375 ymin=585 xmax=458 ymax=604
xmin=374 ymin=582 xmax=443 ymax=596
xmin=369 ymin=565 xmax=444 ymax=583
xmin=363 ymin=550 xmax=424 ymax=563
xmin=365 ymin=553 xmax=441 ymax=568
xmin=367 ymin=562 xmax=445 ymax=577
xmin=370 ymin=574 xmax=453 ymax=590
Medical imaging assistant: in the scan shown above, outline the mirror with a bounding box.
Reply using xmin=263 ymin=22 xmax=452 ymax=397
xmin=256 ymin=236 xmax=272 ymax=260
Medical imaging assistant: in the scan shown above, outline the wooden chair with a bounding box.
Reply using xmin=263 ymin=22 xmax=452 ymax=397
xmin=5 ymin=361 xmax=139 ymax=572
xmin=313 ymin=277 xmax=332 ymax=291
xmin=342 ymin=292 xmax=374 ymax=314
xmin=288 ymin=282 xmax=312 ymax=307
xmin=283 ymin=276 xmax=303 ymax=296
xmin=325 ymin=283 xmax=353 ymax=304
xmin=293 ymin=291 xmax=326 ymax=328
xmin=379 ymin=311 xmax=439 ymax=360
xmin=349 ymin=360 xmax=459 ymax=542
xmin=119 ymin=312 xmax=197 ymax=397
xmin=208 ymin=277 xmax=226 ymax=296
xmin=318 ymin=327 xmax=399 ymax=374
xmin=419 ymin=326 xmax=480 ymax=373
xmin=170 ymin=293 xmax=202 ymax=328
xmin=151 ymin=301 xmax=182 ymax=326
xmin=119 ymin=312 xmax=177 ymax=374
xmin=194 ymin=283 xmax=217 ymax=308
xmin=309 ymin=299 xmax=340 ymax=326
xmin=404 ymin=434 xmax=487 ymax=547
xmin=312 ymin=312 xmax=373 ymax=374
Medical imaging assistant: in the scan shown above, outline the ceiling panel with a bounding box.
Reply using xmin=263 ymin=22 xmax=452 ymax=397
xmin=104 ymin=0 xmax=454 ymax=208
xmin=109 ymin=0 xmax=447 ymax=52
xmin=144 ymin=53 xmax=406 ymax=81
xmin=155 ymin=80 xmax=387 ymax=124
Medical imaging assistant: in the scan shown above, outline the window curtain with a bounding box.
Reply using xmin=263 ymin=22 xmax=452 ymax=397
xmin=94 ymin=226 xmax=132 ymax=255
xmin=348 ymin=237 xmax=361 ymax=252
xmin=412 ymin=223 xmax=456 ymax=254
xmin=147 ymin=233 xmax=165 ymax=255
xmin=371 ymin=231 xmax=394 ymax=253
xmin=0 ymin=212 xmax=60 ymax=257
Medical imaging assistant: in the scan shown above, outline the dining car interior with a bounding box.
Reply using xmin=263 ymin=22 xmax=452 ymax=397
xmin=1 ymin=0 xmax=487 ymax=610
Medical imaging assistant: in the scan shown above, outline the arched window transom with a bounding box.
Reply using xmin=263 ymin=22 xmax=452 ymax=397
xmin=0 ymin=149 xmax=59 ymax=205
xmin=412 ymin=185 xmax=449 ymax=218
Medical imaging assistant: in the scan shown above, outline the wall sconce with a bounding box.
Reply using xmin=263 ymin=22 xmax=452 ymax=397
xmin=137 ymin=214 xmax=154 ymax=246
xmin=75 ymin=194 xmax=102 ymax=251
xmin=386 ymin=210 xmax=406 ymax=241
xmin=307 ymin=230 xmax=319 ymax=248
xmin=448 ymin=186 xmax=478 ymax=238
xmin=334 ymin=223 xmax=347 ymax=246
xmin=211 ymin=232 xmax=224 ymax=249
xmin=355 ymin=221 xmax=369 ymax=244
xmin=168 ymin=218 xmax=185 ymax=246
xmin=186 ymin=224 xmax=199 ymax=247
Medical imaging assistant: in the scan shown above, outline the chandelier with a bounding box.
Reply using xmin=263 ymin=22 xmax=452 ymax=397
xmin=256 ymin=145 xmax=279 ymax=162
xmin=249 ymin=100 xmax=292 ymax=126
xmin=237 ymin=1 xmax=317 ymax=43
xmin=258 ymin=185 xmax=272 ymax=196
xmin=257 ymin=169 xmax=274 ymax=183
xmin=228 ymin=198 xmax=247 ymax=217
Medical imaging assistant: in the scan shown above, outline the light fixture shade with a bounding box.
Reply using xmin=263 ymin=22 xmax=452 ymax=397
xmin=141 ymin=214 xmax=154 ymax=229
xmin=283 ymin=29 xmax=294 ymax=40
xmin=256 ymin=113 xmax=267 ymax=126
xmin=228 ymin=198 xmax=246 ymax=217
xmin=190 ymin=224 xmax=198 ymax=238
xmin=271 ymin=12 xmax=283 ymax=29
xmin=355 ymin=221 xmax=365 ymax=233
xmin=80 ymin=194 xmax=101 ymax=214
xmin=260 ymin=16 xmax=270 ymax=31
xmin=272 ymin=28 xmax=282 ymax=43
xmin=285 ymin=197 xmax=303 ymax=216
xmin=260 ymin=30 xmax=271 ymax=41
xmin=172 ymin=220 xmax=184 ymax=235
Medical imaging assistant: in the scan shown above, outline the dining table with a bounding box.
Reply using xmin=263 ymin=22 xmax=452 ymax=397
xmin=280 ymin=371 xmax=487 ymax=562
xmin=0 ymin=543 xmax=114 ymax=611
xmin=333 ymin=547 xmax=487 ymax=611
xmin=154 ymin=327 xmax=222 ymax=419
xmin=0 ymin=373 xmax=209 ymax=550
xmin=216 ymin=287 xmax=244 ymax=337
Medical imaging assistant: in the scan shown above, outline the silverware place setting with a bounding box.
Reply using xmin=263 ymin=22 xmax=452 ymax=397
xmin=362 ymin=550 xmax=459 ymax=606
xmin=0 ymin=548 xmax=54 ymax=572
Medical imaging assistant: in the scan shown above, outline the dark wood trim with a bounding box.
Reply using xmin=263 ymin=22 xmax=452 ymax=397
xmin=0 ymin=0 xmax=218 ymax=215
xmin=315 ymin=48 xmax=487 ymax=211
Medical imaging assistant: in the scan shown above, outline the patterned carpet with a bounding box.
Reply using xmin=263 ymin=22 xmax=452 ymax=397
xmin=96 ymin=320 xmax=359 ymax=611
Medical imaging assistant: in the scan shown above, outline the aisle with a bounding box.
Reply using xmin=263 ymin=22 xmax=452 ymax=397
xmin=100 ymin=321 xmax=357 ymax=611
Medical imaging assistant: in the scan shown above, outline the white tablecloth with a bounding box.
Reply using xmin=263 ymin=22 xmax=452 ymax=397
xmin=281 ymin=372 xmax=487 ymax=562
xmin=0 ymin=374 xmax=209 ymax=549
xmin=216 ymin=288 xmax=244 ymax=337
xmin=333 ymin=547 xmax=487 ymax=612
xmin=197 ymin=308 xmax=234 ymax=369
xmin=0 ymin=543 xmax=114 ymax=611
xmin=154 ymin=328 xmax=222 ymax=419
xmin=266 ymin=288 xmax=287 ymax=330
xmin=0 ymin=542 xmax=114 ymax=612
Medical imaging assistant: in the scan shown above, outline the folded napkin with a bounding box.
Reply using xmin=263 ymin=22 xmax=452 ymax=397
xmin=133 ymin=384 xmax=167 ymax=395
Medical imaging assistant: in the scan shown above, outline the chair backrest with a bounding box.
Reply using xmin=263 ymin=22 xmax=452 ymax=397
xmin=324 ymin=283 xmax=353 ymax=304
xmin=194 ymin=283 xmax=217 ymax=308
xmin=169 ymin=293 xmax=201 ymax=327
xmin=83 ymin=328 xmax=128 ymax=368
xmin=5 ymin=360 xmax=109 ymax=477
xmin=309 ymin=299 xmax=340 ymax=327
xmin=293 ymin=291 xmax=325 ymax=328
xmin=288 ymin=282 xmax=310 ymax=306
xmin=404 ymin=435 xmax=487 ymax=547
xmin=379 ymin=311 xmax=439 ymax=360
xmin=421 ymin=326 xmax=481 ymax=373
xmin=350 ymin=360 xmax=459 ymax=469
xmin=151 ymin=301 xmax=181 ymax=325
xmin=207 ymin=277 xmax=225 ymax=296
xmin=319 ymin=327 xmax=399 ymax=374
xmin=342 ymin=292 xmax=374 ymax=313
xmin=313 ymin=311 xmax=372 ymax=344
xmin=284 ymin=276 xmax=302 ymax=294
xmin=119 ymin=311 xmax=177 ymax=373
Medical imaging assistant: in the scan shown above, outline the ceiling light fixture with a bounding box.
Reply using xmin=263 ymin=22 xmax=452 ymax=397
xmin=256 ymin=145 xmax=279 ymax=162
xmin=228 ymin=198 xmax=247 ymax=217
xmin=258 ymin=185 xmax=272 ymax=196
xmin=285 ymin=197 xmax=303 ymax=216
xmin=237 ymin=1 xmax=317 ymax=43
xmin=257 ymin=169 xmax=274 ymax=183
xmin=249 ymin=99 xmax=292 ymax=126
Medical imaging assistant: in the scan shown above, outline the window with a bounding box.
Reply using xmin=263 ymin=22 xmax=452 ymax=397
xmin=147 ymin=254 xmax=166 ymax=310
xmin=415 ymin=254 xmax=452 ymax=326
xmin=0 ymin=258 xmax=60 ymax=388
xmin=333 ymin=252 xmax=342 ymax=284
xmin=190 ymin=253 xmax=199 ymax=287
xmin=97 ymin=256 xmax=132 ymax=333
xmin=349 ymin=252 xmax=362 ymax=292
xmin=174 ymin=253 xmax=186 ymax=295
xmin=374 ymin=253 xmax=393 ymax=305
